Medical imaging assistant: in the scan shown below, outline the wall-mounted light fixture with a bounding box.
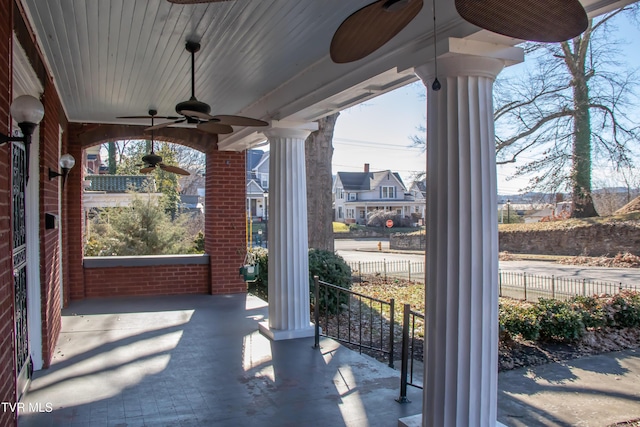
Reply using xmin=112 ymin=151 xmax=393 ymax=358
xmin=49 ymin=153 xmax=76 ymax=187
xmin=0 ymin=95 xmax=45 ymax=180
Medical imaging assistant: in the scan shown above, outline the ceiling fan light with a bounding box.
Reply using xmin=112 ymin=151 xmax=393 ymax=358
xmin=455 ymin=0 xmax=588 ymax=42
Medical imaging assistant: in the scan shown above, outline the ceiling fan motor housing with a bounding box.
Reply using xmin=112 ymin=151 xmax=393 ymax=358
xmin=175 ymin=97 xmax=211 ymax=118
xmin=142 ymin=153 xmax=163 ymax=166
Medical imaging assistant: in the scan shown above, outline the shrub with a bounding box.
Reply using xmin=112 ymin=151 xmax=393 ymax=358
xmin=608 ymin=290 xmax=640 ymax=328
xmin=245 ymin=248 xmax=352 ymax=314
xmin=570 ymin=295 xmax=607 ymax=329
xmin=536 ymin=298 xmax=585 ymax=342
xmin=309 ymin=249 xmax=353 ymax=314
xmin=499 ymin=302 xmax=540 ymax=341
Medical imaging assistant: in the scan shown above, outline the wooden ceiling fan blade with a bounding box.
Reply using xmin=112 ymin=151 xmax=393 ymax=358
xmin=455 ymin=0 xmax=587 ymax=42
xmin=330 ymin=0 xmax=423 ymax=64
xmin=197 ymin=121 xmax=234 ymax=135
xmin=167 ymin=0 xmax=231 ymax=3
xmin=140 ymin=166 xmax=156 ymax=174
xmin=182 ymin=110 xmax=216 ymax=121
xmin=145 ymin=119 xmax=185 ymax=132
xmin=212 ymin=115 xmax=268 ymax=127
xmin=117 ymin=115 xmax=180 ymax=119
xmin=159 ymin=164 xmax=191 ymax=176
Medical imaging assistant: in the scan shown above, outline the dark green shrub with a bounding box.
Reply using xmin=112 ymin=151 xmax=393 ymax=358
xmin=499 ymin=302 xmax=540 ymax=341
xmin=245 ymin=248 xmax=352 ymax=314
xmin=570 ymin=295 xmax=607 ymax=329
xmin=536 ymin=298 xmax=585 ymax=342
xmin=308 ymin=249 xmax=352 ymax=314
xmin=609 ymin=291 xmax=640 ymax=328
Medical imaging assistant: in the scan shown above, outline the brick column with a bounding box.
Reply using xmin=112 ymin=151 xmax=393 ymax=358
xmin=65 ymin=124 xmax=86 ymax=301
xmin=204 ymin=146 xmax=246 ymax=294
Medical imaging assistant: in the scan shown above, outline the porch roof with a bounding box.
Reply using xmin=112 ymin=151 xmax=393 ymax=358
xmin=19 ymin=0 xmax=626 ymax=152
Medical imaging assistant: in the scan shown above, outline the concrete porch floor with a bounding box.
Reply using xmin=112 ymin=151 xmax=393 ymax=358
xmin=19 ymin=294 xmax=422 ymax=427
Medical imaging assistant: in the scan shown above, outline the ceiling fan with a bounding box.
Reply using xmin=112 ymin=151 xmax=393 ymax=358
xmin=117 ymin=109 xmax=190 ymax=176
xmin=145 ymin=41 xmax=268 ymax=135
xmin=167 ymin=0 xmax=587 ymax=64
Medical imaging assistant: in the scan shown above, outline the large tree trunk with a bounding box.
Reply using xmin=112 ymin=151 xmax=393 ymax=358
xmin=565 ymin=37 xmax=598 ymax=218
xmin=108 ymin=142 xmax=117 ymax=174
xmin=306 ymin=112 xmax=340 ymax=251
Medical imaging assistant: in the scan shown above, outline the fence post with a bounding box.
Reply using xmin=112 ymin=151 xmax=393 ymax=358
xmin=408 ymin=260 xmax=411 ymax=283
xmin=314 ymin=276 xmax=320 ymax=349
xmin=499 ymin=270 xmax=502 ymax=297
xmin=389 ymin=299 xmax=395 ymax=368
xmin=551 ymin=275 xmax=555 ymax=300
xmin=583 ymin=278 xmax=586 ymax=296
xmin=358 ymin=261 xmax=362 ymax=282
xmin=523 ymin=272 xmax=527 ymax=301
xmin=384 ymin=258 xmax=387 ymax=282
xmin=396 ymin=304 xmax=411 ymax=403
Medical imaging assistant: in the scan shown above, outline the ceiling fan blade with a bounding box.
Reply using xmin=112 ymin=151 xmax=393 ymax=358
xmin=145 ymin=119 xmax=186 ymax=131
xmin=140 ymin=166 xmax=156 ymax=174
xmin=212 ymin=115 xmax=268 ymax=127
xmin=166 ymin=0 xmax=231 ymax=3
xmin=330 ymin=0 xmax=423 ymax=64
xmin=117 ymin=115 xmax=180 ymax=119
xmin=455 ymin=0 xmax=587 ymax=42
xmin=181 ymin=110 xmax=216 ymax=121
xmin=159 ymin=164 xmax=191 ymax=176
xmin=197 ymin=121 xmax=234 ymax=135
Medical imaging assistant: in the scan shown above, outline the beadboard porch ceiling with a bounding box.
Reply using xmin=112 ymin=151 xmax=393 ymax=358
xmin=19 ymin=0 xmax=632 ymax=151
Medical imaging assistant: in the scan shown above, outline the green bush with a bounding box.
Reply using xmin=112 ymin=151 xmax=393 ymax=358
xmin=536 ymin=299 xmax=585 ymax=342
xmin=309 ymin=249 xmax=353 ymax=313
xmin=499 ymin=302 xmax=540 ymax=341
xmin=570 ymin=295 xmax=607 ymax=329
xmin=608 ymin=291 xmax=640 ymax=328
xmin=245 ymin=248 xmax=352 ymax=314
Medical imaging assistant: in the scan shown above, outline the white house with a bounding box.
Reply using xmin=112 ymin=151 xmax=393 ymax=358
xmin=246 ymin=149 xmax=269 ymax=221
xmin=333 ymin=164 xmax=424 ymax=225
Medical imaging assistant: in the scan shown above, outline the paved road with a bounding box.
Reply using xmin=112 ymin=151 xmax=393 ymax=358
xmin=335 ymin=239 xmax=640 ymax=286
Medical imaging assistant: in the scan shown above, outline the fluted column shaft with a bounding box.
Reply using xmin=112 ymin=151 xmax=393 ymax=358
xmin=415 ymin=55 xmax=504 ymax=427
xmin=258 ymin=127 xmax=315 ymax=340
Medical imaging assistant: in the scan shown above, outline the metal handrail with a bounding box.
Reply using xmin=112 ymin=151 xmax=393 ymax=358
xmin=397 ymin=304 xmax=424 ymax=403
xmin=313 ymin=276 xmax=395 ymax=368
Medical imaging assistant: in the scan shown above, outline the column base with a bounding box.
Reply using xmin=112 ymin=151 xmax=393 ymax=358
xmin=398 ymin=414 xmax=507 ymax=427
xmin=258 ymin=321 xmax=315 ymax=341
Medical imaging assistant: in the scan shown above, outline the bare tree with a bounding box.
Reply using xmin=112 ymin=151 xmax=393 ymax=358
xmin=495 ymin=6 xmax=640 ymax=217
xmin=306 ymin=112 xmax=340 ymax=252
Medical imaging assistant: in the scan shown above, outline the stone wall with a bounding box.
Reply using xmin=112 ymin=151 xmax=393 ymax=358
xmin=390 ymin=222 xmax=640 ymax=256
xmin=499 ymin=222 xmax=640 ymax=256
xmin=390 ymin=233 xmax=426 ymax=250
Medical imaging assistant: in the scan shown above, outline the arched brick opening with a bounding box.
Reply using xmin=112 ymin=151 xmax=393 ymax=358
xmin=65 ymin=123 xmax=247 ymax=300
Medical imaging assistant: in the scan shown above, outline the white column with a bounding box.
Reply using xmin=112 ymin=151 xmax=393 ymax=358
xmin=258 ymin=127 xmax=315 ymax=340
xmin=415 ymin=54 xmax=505 ymax=427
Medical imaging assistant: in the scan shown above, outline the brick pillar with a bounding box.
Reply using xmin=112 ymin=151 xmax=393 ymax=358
xmin=65 ymin=124 xmax=85 ymax=300
xmin=0 ymin=0 xmax=16 ymax=424
xmin=204 ymin=146 xmax=246 ymax=294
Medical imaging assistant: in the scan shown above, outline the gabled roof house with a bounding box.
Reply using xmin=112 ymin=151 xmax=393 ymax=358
xmin=334 ymin=164 xmax=424 ymax=225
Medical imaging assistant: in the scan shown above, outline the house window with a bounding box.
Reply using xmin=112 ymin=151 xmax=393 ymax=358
xmin=337 ymin=188 xmax=344 ymax=199
xmin=338 ymin=206 xmax=343 ymax=219
xmin=381 ymin=186 xmax=395 ymax=199
xmin=348 ymin=193 xmax=357 ymax=201
xmin=359 ymin=210 xmax=365 ymax=219
xmin=346 ymin=208 xmax=355 ymax=219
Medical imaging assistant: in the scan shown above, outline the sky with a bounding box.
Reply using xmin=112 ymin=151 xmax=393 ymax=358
xmin=331 ymin=12 xmax=640 ymax=196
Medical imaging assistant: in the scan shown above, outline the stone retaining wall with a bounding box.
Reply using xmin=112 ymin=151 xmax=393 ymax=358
xmin=390 ymin=222 xmax=640 ymax=256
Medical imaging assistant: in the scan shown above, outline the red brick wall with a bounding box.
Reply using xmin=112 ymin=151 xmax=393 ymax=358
xmin=0 ymin=0 xmax=16 ymax=425
xmin=65 ymin=126 xmax=84 ymax=300
xmin=39 ymin=79 xmax=65 ymax=368
xmin=83 ymin=264 xmax=210 ymax=297
xmin=205 ymin=148 xmax=247 ymax=294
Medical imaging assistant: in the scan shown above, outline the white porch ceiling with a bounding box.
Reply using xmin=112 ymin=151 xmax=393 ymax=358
xmin=20 ymin=0 xmax=635 ymax=151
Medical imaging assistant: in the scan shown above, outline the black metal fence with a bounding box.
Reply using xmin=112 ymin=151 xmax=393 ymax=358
xmin=397 ymin=304 xmax=424 ymax=403
xmin=348 ymin=259 xmax=424 ymax=282
xmin=312 ymin=276 xmax=396 ymax=368
xmin=499 ymin=271 xmax=640 ymax=301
